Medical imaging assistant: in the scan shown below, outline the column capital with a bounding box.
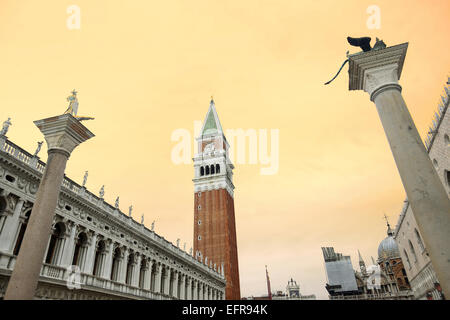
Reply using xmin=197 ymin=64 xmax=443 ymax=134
xmin=33 ymin=114 xmax=94 ymax=156
xmin=348 ymin=42 xmax=408 ymax=98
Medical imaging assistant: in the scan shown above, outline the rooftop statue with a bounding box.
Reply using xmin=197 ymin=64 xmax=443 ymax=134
xmin=0 ymin=117 xmax=12 ymax=136
xmin=324 ymin=37 xmax=387 ymax=85
xmin=33 ymin=141 xmax=43 ymax=157
xmin=64 ymin=90 xmax=94 ymax=121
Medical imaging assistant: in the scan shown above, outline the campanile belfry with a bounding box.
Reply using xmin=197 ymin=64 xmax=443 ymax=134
xmin=193 ymin=98 xmax=240 ymax=299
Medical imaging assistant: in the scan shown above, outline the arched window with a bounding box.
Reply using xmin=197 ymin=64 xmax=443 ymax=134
xmin=200 ymin=167 xmax=204 ymax=176
xmin=139 ymin=258 xmax=146 ymax=288
xmin=205 ymin=166 xmax=210 ymax=175
xmin=13 ymin=209 xmax=32 ymax=256
xmin=414 ymin=228 xmax=425 ymax=251
xmin=408 ymin=240 xmax=418 ymax=263
xmin=216 ymin=164 xmax=220 ymax=174
xmin=160 ymin=266 xmax=166 ymax=293
xmin=110 ymin=247 xmax=121 ymax=281
xmin=403 ymin=249 xmax=411 ymax=269
xmin=150 ymin=262 xmax=157 ymax=292
xmin=210 ymin=165 xmax=215 ymax=174
xmin=126 ymin=252 xmax=135 ymax=285
xmin=45 ymin=222 xmax=66 ymax=265
xmin=72 ymin=232 xmax=88 ymax=267
xmin=93 ymin=240 xmax=106 ymax=277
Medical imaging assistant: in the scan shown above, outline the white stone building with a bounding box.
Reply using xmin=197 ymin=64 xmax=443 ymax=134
xmin=0 ymin=130 xmax=226 ymax=300
xmin=393 ymin=78 xmax=450 ymax=300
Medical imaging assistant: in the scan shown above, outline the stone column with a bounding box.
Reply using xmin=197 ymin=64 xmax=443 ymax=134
xmin=118 ymin=247 xmax=129 ymax=284
xmin=179 ymin=274 xmax=185 ymax=299
xmin=101 ymin=241 xmax=114 ymax=279
xmin=186 ymin=277 xmax=192 ymax=300
xmin=143 ymin=260 xmax=152 ymax=291
xmin=83 ymin=232 xmax=97 ymax=274
xmin=155 ymin=263 xmax=162 ymax=293
xmin=132 ymin=254 xmax=141 ymax=287
xmin=193 ymin=280 xmax=198 ymax=300
xmin=5 ymin=114 xmax=94 ymax=300
xmin=173 ymin=271 xmax=179 ymax=298
xmin=348 ymin=42 xmax=450 ymax=297
xmin=0 ymin=198 xmax=25 ymax=252
xmin=164 ymin=267 xmax=171 ymax=295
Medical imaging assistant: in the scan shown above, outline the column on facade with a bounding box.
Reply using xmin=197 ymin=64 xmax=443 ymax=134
xmin=155 ymin=262 xmax=162 ymax=293
xmin=118 ymin=247 xmax=129 ymax=283
xmin=164 ymin=267 xmax=171 ymax=295
xmin=179 ymin=274 xmax=185 ymax=299
xmin=83 ymin=232 xmax=98 ymax=274
xmin=186 ymin=277 xmax=192 ymax=300
xmin=193 ymin=280 xmax=198 ymax=300
xmin=101 ymin=240 xmax=114 ymax=279
xmin=131 ymin=253 xmax=142 ymax=287
xmin=143 ymin=260 xmax=152 ymax=291
xmin=52 ymin=226 xmax=66 ymax=266
xmin=172 ymin=271 xmax=179 ymax=298
xmin=0 ymin=198 xmax=25 ymax=253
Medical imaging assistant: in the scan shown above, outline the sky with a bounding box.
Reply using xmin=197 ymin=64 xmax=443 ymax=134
xmin=0 ymin=0 xmax=449 ymax=299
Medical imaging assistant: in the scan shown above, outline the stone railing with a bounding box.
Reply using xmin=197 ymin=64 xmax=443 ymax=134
xmin=329 ymin=290 xmax=414 ymax=300
xmin=0 ymin=253 xmax=171 ymax=300
xmin=0 ymin=136 xmax=225 ymax=283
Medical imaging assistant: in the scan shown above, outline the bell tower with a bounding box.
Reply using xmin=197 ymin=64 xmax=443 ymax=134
xmin=193 ymin=98 xmax=240 ymax=300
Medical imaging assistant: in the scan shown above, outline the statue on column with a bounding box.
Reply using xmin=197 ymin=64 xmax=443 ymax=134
xmin=99 ymin=185 xmax=105 ymax=198
xmin=33 ymin=141 xmax=43 ymax=157
xmin=82 ymin=171 xmax=88 ymax=187
xmin=63 ymin=90 xmax=94 ymax=121
xmin=0 ymin=117 xmax=12 ymax=136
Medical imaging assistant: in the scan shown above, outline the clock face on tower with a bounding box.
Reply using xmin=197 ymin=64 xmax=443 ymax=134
xmin=203 ymin=143 xmax=215 ymax=153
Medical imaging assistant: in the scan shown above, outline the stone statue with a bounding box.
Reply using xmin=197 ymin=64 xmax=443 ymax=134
xmin=205 ymin=257 xmax=208 ymax=265
xmin=189 ymin=247 xmax=193 ymax=255
xmin=176 ymin=239 xmax=180 ymax=247
xmin=33 ymin=141 xmax=43 ymax=157
xmin=64 ymin=90 xmax=79 ymax=116
xmin=0 ymin=118 xmax=12 ymax=136
xmin=128 ymin=205 xmax=133 ymax=217
xmin=99 ymin=185 xmax=105 ymax=198
xmin=63 ymin=90 xmax=94 ymax=121
xmin=115 ymin=196 xmax=120 ymax=209
xmin=183 ymin=242 xmax=186 ymax=251
xmin=325 ymin=36 xmax=386 ymax=86
xmin=151 ymin=220 xmax=155 ymax=231
xmin=141 ymin=214 xmax=144 ymax=224
xmin=82 ymin=171 xmax=88 ymax=187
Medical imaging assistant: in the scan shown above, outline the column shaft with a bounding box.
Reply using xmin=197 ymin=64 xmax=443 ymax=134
xmin=5 ymin=150 xmax=69 ymax=299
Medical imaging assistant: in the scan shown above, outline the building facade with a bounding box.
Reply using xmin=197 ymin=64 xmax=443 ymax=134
xmin=0 ymin=129 xmax=226 ymax=300
xmin=192 ymin=99 xmax=240 ymax=300
xmin=394 ymin=78 xmax=450 ymax=300
xmin=322 ymin=247 xmax=413 ymax=300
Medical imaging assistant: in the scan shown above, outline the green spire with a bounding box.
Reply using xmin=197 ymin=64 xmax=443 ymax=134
xmin=200 ymin=98 xmax=223 ymax=136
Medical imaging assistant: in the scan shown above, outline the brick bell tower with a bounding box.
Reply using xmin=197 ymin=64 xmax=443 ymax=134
xmin=193 ymin=98 xmax=241 ymax=300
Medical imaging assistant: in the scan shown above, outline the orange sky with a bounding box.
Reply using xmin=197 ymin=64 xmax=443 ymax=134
xmin=0 ymin=0 xmax=449 ymax=299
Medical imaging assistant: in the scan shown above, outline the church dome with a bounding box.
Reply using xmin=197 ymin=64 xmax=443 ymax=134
xmin=378 ymin=222 xmax=400 ymax=260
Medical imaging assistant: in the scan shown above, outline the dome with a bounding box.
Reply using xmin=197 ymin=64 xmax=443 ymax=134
xmin=378 ymin=222 xmax=400 ymax=260
xmin=378 ymin=236 xmax=400 ymax=260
